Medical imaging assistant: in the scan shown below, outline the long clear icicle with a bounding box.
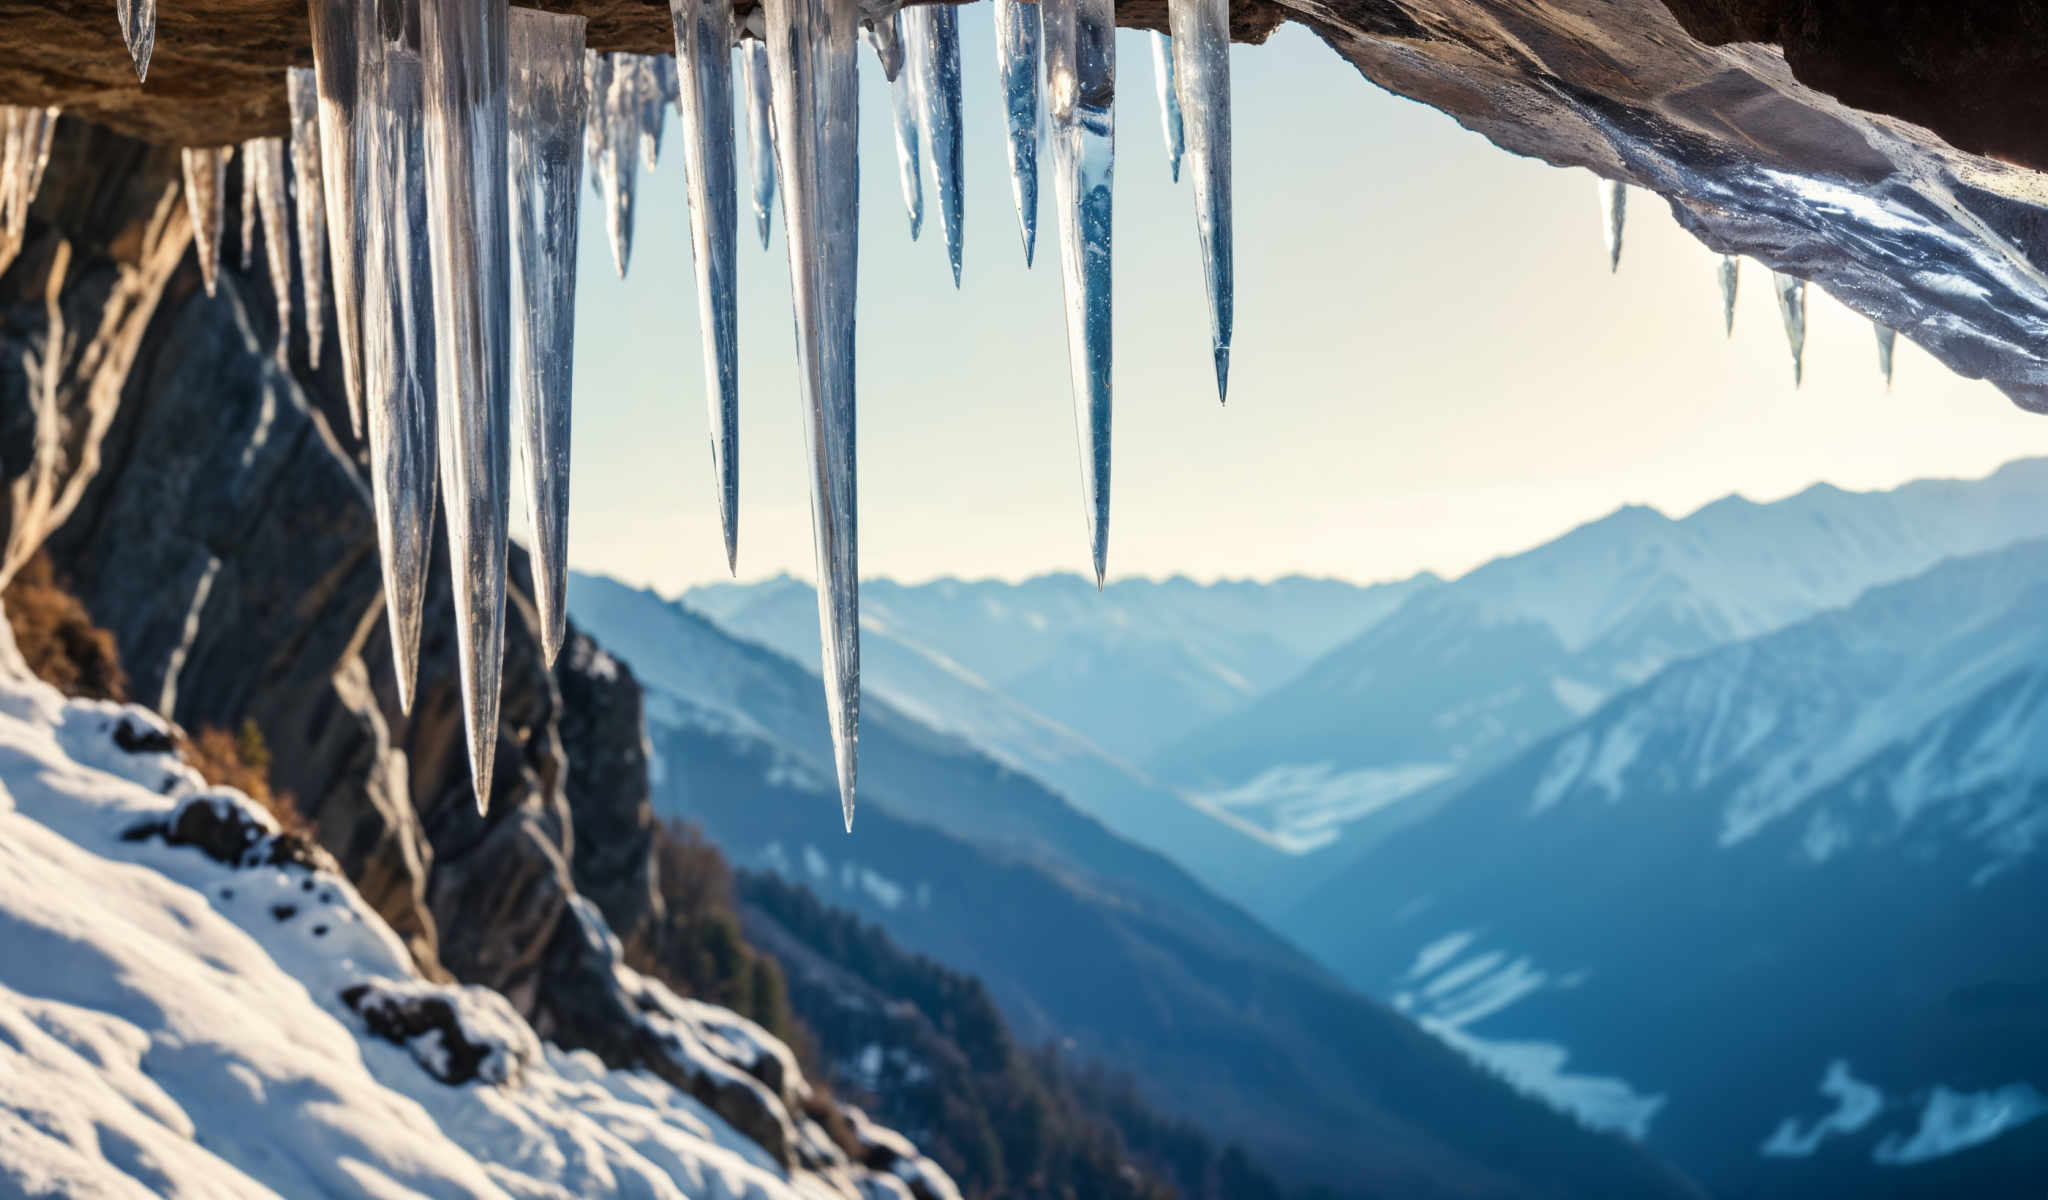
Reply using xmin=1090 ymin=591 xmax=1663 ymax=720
xmin=991 ymin=0 xmax=1040 ymax=264
xmin=1148 ymin=32 xmax=1181 ymax=182
xmin=421 ymin=0 xmax=512 ymax=809
xmin=362 ymin=44 xmax=441 ymax=711
xmin=762 ymin=0 xmax=860 ymax=830
xmin=638 ymin=54 xmax=678 ymax=170
xmin=117 ymin=0 xmax=155 ymax=82
xmin=671 ymin=0 xmax=743 ymax=573
xmin=180 ymin=146 xmax=230 ymax=296
xmin=247 ymin=137 xmax=294 ymax=362
xmin=1717 ymin=253 xmax=1738 ymax=336
xmin=739 ymin=39 xmax=776 ymax=248
xmin=867 ymin=16 xmax=922 ymax=239
xmin=509 ymin=9 xmax=586 ymax=666
xmin=1598 ymin=177 xmax=1624 ymax=272
xmin=1 ymin=107 xmax=60 ymax=246
xmin=1044 ymin=0 xmax=1114 ymax=586
xmin=307 ymin=0 xmax=370 ymax=438
xmin=587 ymin=52 xmax=640 ymax=277
xmin=1772 ymin=270 xmax=1806 ymax=386
xmin=903 ymin=3 xmax=964 ymax=284
xmin=1169 ymin=0 xmax=1230 ymax=401
xmin=287 ymin=69 xmax=329 ymax=369
xmin=238 ymin=144 xmax=259 ymax=271
xmin=1874 ymin=322 xmax=1896 ymax=387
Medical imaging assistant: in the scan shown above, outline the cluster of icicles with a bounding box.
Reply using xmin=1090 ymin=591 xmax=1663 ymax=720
xmin=72 ymin=0 xmax=1237 ymax=828
xmin=1596 ymin=179 xmax=1899 ymax=387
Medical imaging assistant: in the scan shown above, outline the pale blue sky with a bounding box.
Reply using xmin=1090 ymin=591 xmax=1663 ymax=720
xmin=560 ymin=14 xmax=2043 ymax=595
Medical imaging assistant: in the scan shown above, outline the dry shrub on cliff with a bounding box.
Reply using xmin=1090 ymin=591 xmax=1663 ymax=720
xmin=3 ymin=551 xmax=128 ymax=701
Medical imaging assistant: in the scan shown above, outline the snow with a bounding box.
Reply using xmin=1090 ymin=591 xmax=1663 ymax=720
xmin=1760 ymin=1061 xmax=1883 ymax=1157
xmin=1874 ymin=1083 xmax=2048 ymax=1165
xmin=0 ymin=623 xmax=955 ymax=1200
xmin=1195 ymin=761 xmax=1455 ymax=852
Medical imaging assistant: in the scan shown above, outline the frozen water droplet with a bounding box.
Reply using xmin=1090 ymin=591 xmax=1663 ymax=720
xmin=671 ymin=0 xmax=743 ymax=572
xmin=904 ymin=3 xmax=964 ymax=284
xmin=181 ymin=146 xmax=230 ymax=296
xmin=991 ymin=0 xmax=1040 ymax=264
xmin=740 ymin=39 xmax=776 ymax=249
xmin=1718 ymin=253 xmax=1738 ymax=337
xmin=867 ymin=15 xmax=922 ymax=239
xmin=246 ymin=137 xmax=294 ymax=363
xmin=421 ymin=0 xmax=513 ymax=810
xmin=586 ymin=52 xmax=641 ymax=277
xmin=1168 ymin=0 xmax=1230 ymax=401
xmin=307 ymin=0 xmax=373 ymax=438
xmin=1874 ymin=322 xmax=1896 ymax=388
xmin=1 ymin=107 xmax=60 ymax=246
xmin=509 ymin=9 xmax=586 ymax=666
xmin=238 ymin=141 xmax=260 ymax=271
xmin=762 ymin=0 xmax=860 ymax=830
xmin=287 ymin=69 xmax=329 ymax=369
xmin=117 ymin=0 xmax=155 ymax=81
xmin=1043 ymin=0 xmax=1115 ymax=584
xmin=362 ymin=43 xmax=441 ymax=711
xmin=1148 ymin=32 xmax=1181 ymax=182
xmin=1598 ymin=177 xmax=1624 ymax=272
xmin=1772 ymin=270 xmax=1806 ymax=387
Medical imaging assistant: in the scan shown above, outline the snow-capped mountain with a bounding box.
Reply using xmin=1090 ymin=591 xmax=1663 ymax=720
xmin=1288 ymin=539 xmax=2048 ymax=1197
xmin=568 ymin=571 xmax=1705 ymax=1200
xmin=1161 ymin=459 xmax=2048 ymax=895
xmin=0 ymin=622 xmax=958 ymax=1200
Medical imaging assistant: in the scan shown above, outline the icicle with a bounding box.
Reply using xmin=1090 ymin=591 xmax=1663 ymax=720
xmin=117 ymin=0 xmax=155 ymax=82
xmin=180 ymin=146 xmax=230 ymax=296
xmin=1043 ymin=0 xmax=1114 ymax=586
xmin=1597 ymin=177 xmax=1624 ymax=272
xmin=586 ymin=52 xmax=641 ymax=277
xmin=1772 ymin=270 xmax=1806 ymax=386
xmin=903 ymin=3 xmax=963 ymax=284
xmin=866 ymin=16 xmax=921 ymax=239
xmin=638 ymin=53 xmax=678 ymax=170
xmin=1 ymin=107 xmax=59 ymax=246
xmin=1874 ymin=322 xmax=1896 ymax=388
xmin=671 ymin=0 xmax=743 ymax=573
xmin=740 ymin=39 xmax=776 ymax=248
xmin=287 ymin=69 xmax=329 ymax=369
xmin=1168 ymin=0 xmax=1230 ymax=401
xmin=1148 ymin=32 xmax=1181 ymax=182
xmin=306 ymin=0 xmax=371 ymax=438
xmin=508 ymin=10 xmax=586 ymax=666
xmin=247 ymin=138 xmax=294 ymax=363
xmin=421 ymin=0 xmax=513 ymax=810
xmin=761 ymin=0 xmax=860 ymax=830
xmin=991 ymin=0 xmax=1040 ymax=265
xmin=1717 ymin=254 xmax=1738 ymax=337
xmin=361 ymin=43 xmax=441 ymax=711
xmin=238 ymin=141 xmax=259 ymax=271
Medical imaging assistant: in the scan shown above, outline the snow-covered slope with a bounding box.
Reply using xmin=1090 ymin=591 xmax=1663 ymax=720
xmin=0 ymin=626 xmax=957 ymax=1200
xmin=1164 ymin=459 xmax=2048 ymax=882
xmin=1290 ymin=539 xmax=2048 ymax=1198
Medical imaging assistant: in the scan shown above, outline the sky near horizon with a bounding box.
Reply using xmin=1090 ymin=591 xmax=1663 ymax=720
xmin=561 ymin=15 xmax=2045 ymax=598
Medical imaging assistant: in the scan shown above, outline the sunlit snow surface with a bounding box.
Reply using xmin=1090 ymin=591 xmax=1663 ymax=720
xmin=0 ymin=621 xmax=956 ymax=1200
xmin=1762 ymin=1061 xmax=2048 ymax=1166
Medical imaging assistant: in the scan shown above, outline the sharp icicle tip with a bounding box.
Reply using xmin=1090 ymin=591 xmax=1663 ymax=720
xmin=869 ymin=14 xmax=923 ymax=240
xmin=248 ymin=137 xmax=294 ymax=363
xmin=1598 ymin=176 xmax=1624 ymax=272
xmin=1718 ymin=253 xmax=1738 ymax=337
xmin=286 ymin=69 xmax=329 ymax=369
xmin=180 ymin=146 xmax=230 ymax=296
xmin=117 ymin=0 xmax=156 ymax=81
xmin=991 ymin=0 xmax=1041 ymax=265
xmin=1874 ymin=322 xmax=1896 ymax=388
xmin=1169 ymin=0 xmax=1231 ymax=403
xmin=306 ymin=0 xmax=371 ymax=438
xmin=1149 ymin=32 xmax=1182 ymax=183
xmin=1772 ymin=270 xmax=1806 ymax=387
xmin=740 ymin=39 xmax=777 ymax=250
xmin=904 ymin=3 xmax=964 ymax=284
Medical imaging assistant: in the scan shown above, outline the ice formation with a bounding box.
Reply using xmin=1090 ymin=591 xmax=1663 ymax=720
xmin=585 ymin=52 xmax=641 ymax=277
xmin=357 ymin=38 xmax=440 ymax=713
xmin=1168 ymin=0 xmax=1231 ymax=400
xmin=761 ymin=0 xmax=861 ymax=829
xmin=1598 ymin=177 xmax=1625 ymax=272
xmin=904 ymin=3 xmax=965 ymax=284
xmin=1874 ymin=323 xmax=1896 ymax=387
xmin=1773 ymin=270 xmax=1806 ymax=386
xmin=1043 ymin=0 xmax=1116 ymax=586
xmin=420 ymin=0 xmax=513 ymax=806
xmin=869 ymin=15 xmax=923 ymax=239
xmin=245 ymin=137 xmax=294 ymax=363
xmin=1718 ymin=254 xmax=1738 ymax=336
xmin=509 ymin=10 xmax=587 ymax=667
xmin=991 ymin=0 xmax=1040 ymax=263
xmin=179 ymin=145 xmax=229 ymax=296
xmin=669 ymin=0 xmax=744 ymax=571
xmin=1148 ymin=32 xmax=1182 ymax=182
xmin=740 ymin=39 xmax=776 ymax=248
xmin=238 ymin=141 xmax=259 ymax=271
xmin=116 ymin=0 xmax=155 ymax=82
xmin=307 ymin=0 xmax=371 ymax=437
xmin=286 ymin=69 xmax=329 ymax=369
xmin=638 ymin=54 xmax=679 ymax=170
xmin=1 ymin=106 xmax=60 ymax=247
